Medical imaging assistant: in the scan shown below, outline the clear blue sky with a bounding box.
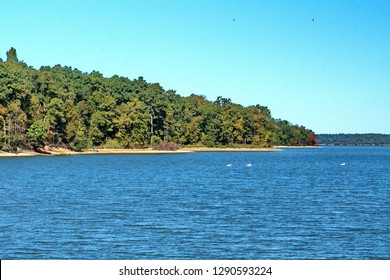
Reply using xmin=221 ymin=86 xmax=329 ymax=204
xmin=1 ymin=0 xmax=389 ymax=134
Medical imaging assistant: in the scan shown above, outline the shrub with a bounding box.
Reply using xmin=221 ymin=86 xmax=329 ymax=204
xmin=101 ymin=138 xmax=123 ymax=149
xmin=153 ymin=142 xmax=179 ymax=151
xmin=151 ymin=135 xmax=162 ymax=146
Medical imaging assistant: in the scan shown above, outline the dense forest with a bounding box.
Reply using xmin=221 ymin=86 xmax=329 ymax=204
xmin=0 ymin=48 xmax=316 ymax=152
xmin=317 ymin=134 xmax=390 ymax=146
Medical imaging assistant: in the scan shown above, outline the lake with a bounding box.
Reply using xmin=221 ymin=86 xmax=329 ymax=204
xmin=1 ymin=147 xmax=389 ymax=259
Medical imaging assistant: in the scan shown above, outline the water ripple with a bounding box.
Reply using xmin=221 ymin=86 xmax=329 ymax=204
xmin=1 ymin=147 xmax=389 ymax=259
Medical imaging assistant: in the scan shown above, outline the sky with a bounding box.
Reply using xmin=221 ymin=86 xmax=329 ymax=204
xmin=1 ymin=0 xmax=389 ymax=134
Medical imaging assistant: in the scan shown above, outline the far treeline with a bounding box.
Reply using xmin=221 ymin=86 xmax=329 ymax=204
xmin=0 ymin=48 xmax=316 ymax=151
xmin=317 ymin=134 xmax=390 ymax=146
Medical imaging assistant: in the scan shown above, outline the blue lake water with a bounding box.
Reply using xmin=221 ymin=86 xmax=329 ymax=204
xmin=1 ymin=147 xmax=389 ymax=259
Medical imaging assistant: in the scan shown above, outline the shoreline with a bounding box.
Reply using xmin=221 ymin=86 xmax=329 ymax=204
xmin=0 ymin=148 xmax=192 ymax=157
xmin=0 ymin=145 xmax=320 ymax=158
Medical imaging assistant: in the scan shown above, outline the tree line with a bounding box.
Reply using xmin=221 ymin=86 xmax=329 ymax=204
xmin=317 ymin=134 xmax=390 ymax=146
xmin=0 ymin=48 xmax=316 ymax=151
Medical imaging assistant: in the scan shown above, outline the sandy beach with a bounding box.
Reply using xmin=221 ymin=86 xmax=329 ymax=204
xmin=0 ymin=146 xmax=286 ymax=157
xmin=0 ymin=150 xmax=38 ymax=157
xmin=0 ymin=147 xmax=192 ymax=157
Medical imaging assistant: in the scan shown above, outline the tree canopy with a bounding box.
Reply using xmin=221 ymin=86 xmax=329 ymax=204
xmin=0 ymin=48 xmax=317 ymax=151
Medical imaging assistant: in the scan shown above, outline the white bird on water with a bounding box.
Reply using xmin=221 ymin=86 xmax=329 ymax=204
xmin=340 ymin=162 xmax=346 ymax=166
xmin=246 ymin=163 xmax=252 ymax=167
xmin=227 ymin=164 xmax=232 ymax=167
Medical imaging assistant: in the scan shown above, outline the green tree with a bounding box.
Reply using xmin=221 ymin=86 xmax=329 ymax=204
xmin=63 ymin=98 xmax=87 ymax=150
xmin=137 ymin=83 xmax=168 ymax=143
xmin=113 ymin=98 xmax=150 ymax=147
xmin=27 ymin=120 xmax=48 ymax=150
xmin=6 ymin=100 xmax=28 ymax=148
xmin=6 ymin=47 xmax=18 ymax=63
xmin=89 ymin=111 xmax=110 ymax=146
xmin=183 ymin=94 xmax=209 ymax=145
xmin=45 ymin=98 xmax=66 ymax=144
xmin=0 ymin=104 xmax=8 ymax=147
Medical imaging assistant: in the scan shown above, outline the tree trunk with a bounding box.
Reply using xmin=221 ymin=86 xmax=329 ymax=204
xmin=150 ymin=113 xmax=153 ymax=136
